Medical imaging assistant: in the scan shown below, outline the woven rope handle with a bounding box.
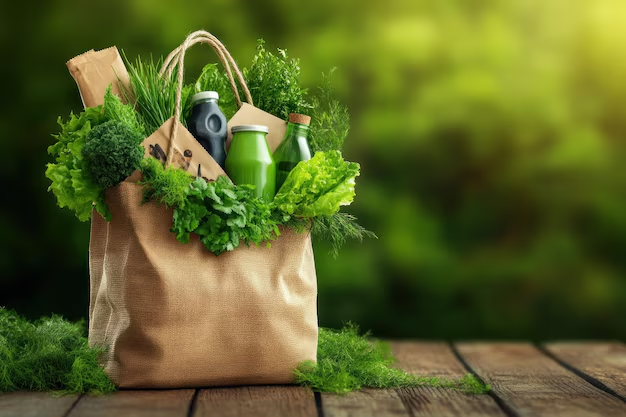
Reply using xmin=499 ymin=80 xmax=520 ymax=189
xmin=159 ymin=30 xmax=253 ymax=166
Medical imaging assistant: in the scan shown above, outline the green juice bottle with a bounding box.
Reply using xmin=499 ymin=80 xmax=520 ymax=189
xmin=273 ymin=113 xmax=312 ymax=192
xmin=225 ymin=125 xmax=276 ymax=201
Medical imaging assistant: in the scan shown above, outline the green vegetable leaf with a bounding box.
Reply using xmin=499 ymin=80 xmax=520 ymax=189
xmin=300 ymin=174 xmax=357 ymax=217
xmin=226 ymin=216 xmax=246 ymax=228
xmin=163 ymin=175 xmax=279 ymax=255
xmin=193 ymin=64 xmax=238 ymax=119
xmin=46 ymin=107 xmax=110 ymax=222
xmin=274 ymin=150 xmax=360 ymax=217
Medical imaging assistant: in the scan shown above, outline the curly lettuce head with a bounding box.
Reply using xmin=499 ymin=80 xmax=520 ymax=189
xmin=273 ymin=150 xmax=360 ymax=218
xmin=46 ymin=107 xmax=110 ymax=222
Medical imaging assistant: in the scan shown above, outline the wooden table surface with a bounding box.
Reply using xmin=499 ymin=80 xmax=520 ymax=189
xmin=2 ymin=342 xmax=626 ymax=417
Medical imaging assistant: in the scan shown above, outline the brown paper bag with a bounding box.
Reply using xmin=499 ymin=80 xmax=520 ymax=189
xmin=142 ymin=117 xmax=226 ymax=180
xmin=67 ymin=47 xmax=130 ymax=108
xmin=227 ymin=103 xmax=288 ymax=152
xmin=71 ymin=30 xmax=319 ymax=388
xmin=90 ymin=182 xmax=318 ymax=388
xmin=66 ymin=46 xmax=222 ymax=180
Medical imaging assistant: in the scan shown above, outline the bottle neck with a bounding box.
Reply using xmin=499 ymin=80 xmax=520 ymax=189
xmin=193 ymin=98 xmax=218 ymax=106
xmin=286 ymin=122 xmax=309 ymax=138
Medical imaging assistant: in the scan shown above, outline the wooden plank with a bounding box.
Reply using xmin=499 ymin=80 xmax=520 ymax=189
xmin=545 ymin=342 xmax=626 ymax=400
xmin=322 ymin=388 xmax=409 ymax=417
xmin=0 ymin=392 xmax=79 ymax=417
xmin=456 ymin=342 xmax=626 ymax=417
xmin=68 ymin=389 xmax=194 ymax=417
xmin=391 ymin=342 xmax=506 ymax=417
xmin=193 ymin=386 xmax=317 ymax=417
xmin=321 ymin=341 xmax=501 ymax=417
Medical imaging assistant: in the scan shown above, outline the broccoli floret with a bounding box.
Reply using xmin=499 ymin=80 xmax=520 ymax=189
xmin=82 ymin=120 xmax=144 ymax=189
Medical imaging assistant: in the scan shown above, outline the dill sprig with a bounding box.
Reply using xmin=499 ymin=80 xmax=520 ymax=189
xmin=295 ymin=323 xmax=490 ymax=395
xmin=139 ymin=157 xmax=194 ymax=208
xmin=312 ymin=212 xmax=377 ymax=258
xmin=308 ymin=68 xmax=350 ymax=153
xmin=0 ymin=308 xmax=116 ymax=394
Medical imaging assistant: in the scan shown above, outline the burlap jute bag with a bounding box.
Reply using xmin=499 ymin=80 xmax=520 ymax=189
xmin=86 ymin=31 xmax=318 ymax=388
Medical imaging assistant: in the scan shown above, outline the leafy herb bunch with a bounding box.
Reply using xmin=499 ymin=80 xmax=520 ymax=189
xmin=244 ymin=39 xmax=312 ymax=119
xmin=46 ymin=88 xmax=144 ymax=222
xmin=141 ymin=158 xmax=280 ymax=255
xmin=141 ymin=150 xmax=364 ymax=256
xmin=0 ymin=308 xmax=116 ymax=394
xmin=125 ymin=39 xmax=372 ymax=256
xmin=48 ymin=39 xmax=373 ymax=255
xmin=172 ymin=176 xmax=279 ymax=255
xmin=46 ymin=106 xmax=109 ymax=221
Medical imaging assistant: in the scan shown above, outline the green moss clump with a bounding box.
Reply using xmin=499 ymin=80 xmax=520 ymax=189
xmin=0 ymin=308 xmax=116 ymax=394
xmin=295 ymin=324 xmax=490 ymax=395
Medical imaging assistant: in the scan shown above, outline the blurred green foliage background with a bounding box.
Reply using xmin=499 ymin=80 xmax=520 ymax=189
xmin=1 ymin=0 xmax=625 ymax=340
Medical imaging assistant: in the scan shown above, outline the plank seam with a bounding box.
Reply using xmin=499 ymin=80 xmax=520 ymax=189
xmin=314 ymin=391 xmax=324 ymax=417
xmin=449 ymin=343 xmax=520 ymax=417
xmin=61 ymin=394 xmax=83 ymax=417
xmin=537 ymin=344 xmax=626 ymax=404
xmin=395 ymin=388 xmax=417 ymax=417
xmin=187 ymin=389 xmax=200 ymax=417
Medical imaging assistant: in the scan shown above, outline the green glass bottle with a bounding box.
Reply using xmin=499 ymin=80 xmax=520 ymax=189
xmin=273 ymin=113 xmax=312 ymax=192
xmin=225 ymin=125 xmax=276 ymax=201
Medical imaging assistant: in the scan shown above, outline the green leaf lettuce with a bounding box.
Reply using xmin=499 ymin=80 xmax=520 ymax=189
xmin=274 ymin=150 xmax=360 ymax=218
xmin=46 ymin=107 xmax=110 ymax=222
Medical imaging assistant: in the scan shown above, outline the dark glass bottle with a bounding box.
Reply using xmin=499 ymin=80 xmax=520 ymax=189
xmin=273 ymin=113 xmax=312 ymax=191
xmin=186 ymin=91 xmax=228 ymax=168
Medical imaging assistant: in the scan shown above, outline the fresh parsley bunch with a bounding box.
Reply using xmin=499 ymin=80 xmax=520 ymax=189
xmin=141 ymin=150 xmax=370 ymax=256
xmin=171 ymin=176 xmax=280 ymax=255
